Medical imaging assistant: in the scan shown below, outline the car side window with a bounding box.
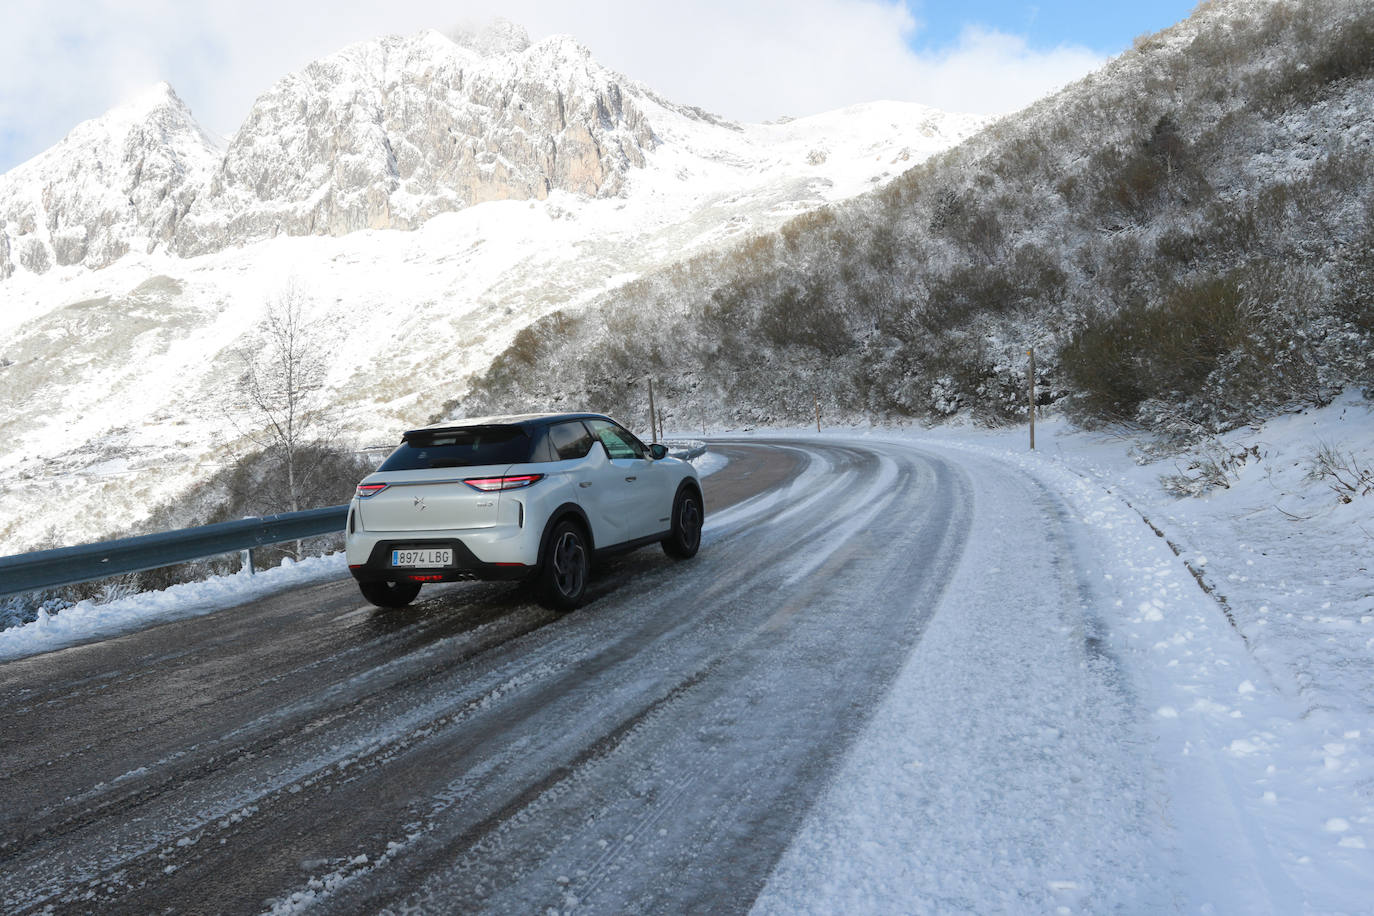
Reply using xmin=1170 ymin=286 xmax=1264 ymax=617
xmin=587 ymin=419 xmax=646 ymax=460
xmin=528 ymin=431 xmax=557 ymax=462
xmin=548 ymin=421 xmax=596 ymax=460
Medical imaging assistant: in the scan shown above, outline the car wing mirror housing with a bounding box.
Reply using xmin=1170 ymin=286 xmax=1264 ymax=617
xmin=649 ymin=443 xmax=669 ymax=460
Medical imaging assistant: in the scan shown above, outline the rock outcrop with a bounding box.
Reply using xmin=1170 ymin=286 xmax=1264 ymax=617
xmin=0 ymin=83 xmax=220 ymax=274
xmin=0 ymin=24 xmax=664 ymax=276
xmin=172 ymin=26 xmax=659 ymax=255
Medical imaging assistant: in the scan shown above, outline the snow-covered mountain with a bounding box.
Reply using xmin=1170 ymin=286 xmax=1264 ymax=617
xmin=0 ymin=23 xmax=985 ymax=553
xmin=0 ymin=23 xmax=679 ymax=274
xmin=0 ymin=83 xmax=220 ymax=277
xmin=173 ymin=26 xmax=664 ymax=255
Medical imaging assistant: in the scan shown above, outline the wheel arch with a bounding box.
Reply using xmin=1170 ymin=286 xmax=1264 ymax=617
xmin=674 ymin=477 xmax=704 ymax=515
xmin=537 ymin=502 xmax=595 ymax=568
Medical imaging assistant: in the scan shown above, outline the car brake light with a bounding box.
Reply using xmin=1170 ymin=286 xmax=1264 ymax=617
xmin=462 ymin=474 xmax=544 ymax=492
xmin=356 ymin=483 xmax=389 ymax=498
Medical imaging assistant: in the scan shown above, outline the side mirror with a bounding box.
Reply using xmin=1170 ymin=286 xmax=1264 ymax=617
xmin=648 ymin=443 xmax=669 ymax=460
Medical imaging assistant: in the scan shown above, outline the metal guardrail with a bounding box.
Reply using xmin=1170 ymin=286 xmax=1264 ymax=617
xmin=0 ymin=506 xmax=348 ymax=600
xmin=666 ymin=441 xmax=708 ymax=462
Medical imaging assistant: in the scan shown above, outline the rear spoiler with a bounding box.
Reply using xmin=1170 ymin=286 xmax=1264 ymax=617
xmin=401 ymin=424 xmax=529 ymax=442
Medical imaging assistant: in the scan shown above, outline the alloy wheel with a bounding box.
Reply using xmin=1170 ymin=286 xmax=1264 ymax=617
xmin=553 ymin=530 xmax=586 ymax=597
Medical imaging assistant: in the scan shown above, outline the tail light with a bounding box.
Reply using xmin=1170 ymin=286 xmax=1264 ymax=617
xmin=462 ymin=474 xmax=544 ymax=492
xmin=356 ymin=482 xmax=389 ymax=498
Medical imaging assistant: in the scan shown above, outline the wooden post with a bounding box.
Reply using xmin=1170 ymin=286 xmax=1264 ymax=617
xmin=814 ymin=392 xmax=821 ymax=433
xmin=648 ymin=379 xmax=657 ymax=443
xmin=1027 ymin=347 xmax=1036 ymax=451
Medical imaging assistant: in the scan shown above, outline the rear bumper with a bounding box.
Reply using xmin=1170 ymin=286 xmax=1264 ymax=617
xmin=348 ymin=538 xmax=534 ymax=584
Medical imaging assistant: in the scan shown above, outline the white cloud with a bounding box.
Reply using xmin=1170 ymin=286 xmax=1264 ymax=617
xmin=1 ymin=0 xmax=1106 ymax=173
xmin=899 ymin=25 xmax=1105 ymax=115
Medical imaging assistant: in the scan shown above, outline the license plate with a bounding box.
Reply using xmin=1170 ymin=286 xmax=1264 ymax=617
xmin=391 ymin=548 xmax=453 ymax=567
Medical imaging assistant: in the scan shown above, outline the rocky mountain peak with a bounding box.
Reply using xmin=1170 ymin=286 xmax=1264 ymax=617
xmin=0 ymin=24 xmax=669 ymax=277
xmin=448 ymin=18 xmax=532 ymax=57
xmin=0 ymin=81 xmax=220 ymax=278
xmin=171 ymin=28 xmax=659 ymax=256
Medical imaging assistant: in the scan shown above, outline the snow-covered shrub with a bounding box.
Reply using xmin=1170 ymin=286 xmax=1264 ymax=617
xmin=756 ymin=282 xmax=850 ymax=356
xmin=0 ymin=593 xmax=73 ymax=632
xmin=1306 ymin=442 xmax=1374 ymax=503
xmin=1059 ymin=273 xmax=1247 ymax=426
xmin=1159 ymin=442 xmax=1262 ymax=497
xmin=929 ymin=376 xmax=961 ymax=416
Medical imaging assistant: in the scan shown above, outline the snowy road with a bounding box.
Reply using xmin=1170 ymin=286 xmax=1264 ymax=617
xmin=1 ymin=436 xmax=1351 ymax=913
xmin=2 ymin=439 xmax=961 ymax=913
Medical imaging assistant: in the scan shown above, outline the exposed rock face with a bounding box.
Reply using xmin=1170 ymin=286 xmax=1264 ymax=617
xmin=448 ymin=18 xmax=533 ymax=56
xmin=173 ymin=28 xmax=658 ymax=255
xmin=0 ymin=83 xmax=220 ymax=273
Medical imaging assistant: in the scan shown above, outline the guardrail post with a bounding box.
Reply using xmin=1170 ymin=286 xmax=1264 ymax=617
xmin=648 ymin=379 xmax=657 ymax=443
xmin=241 ymin=549 xmax=255 ymax=577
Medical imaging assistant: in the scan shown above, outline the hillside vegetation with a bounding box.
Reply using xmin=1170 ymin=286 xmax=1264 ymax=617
xmin=451 ymin=0 xmax=1374 ymax=437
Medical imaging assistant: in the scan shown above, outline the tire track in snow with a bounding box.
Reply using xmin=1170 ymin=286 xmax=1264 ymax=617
xmin=322 ymin=441 xmax=971 ymax=914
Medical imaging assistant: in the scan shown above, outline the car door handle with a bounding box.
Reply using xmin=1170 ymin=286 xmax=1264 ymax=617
xmin=579 ymin=481 xmax=593 ymax=488
xmin=625 ymin=476 xmax=637 ymax=482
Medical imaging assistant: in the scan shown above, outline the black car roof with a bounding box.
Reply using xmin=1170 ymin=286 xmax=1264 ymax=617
xmin=402 ymin=412 xmax=612 ymax=440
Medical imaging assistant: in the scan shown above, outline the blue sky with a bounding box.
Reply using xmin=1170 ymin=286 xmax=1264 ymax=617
xmin=0 ymin=0 xmax=1202 ymax=175
xmin=906 ymin=1 xmax=1197 ymax=54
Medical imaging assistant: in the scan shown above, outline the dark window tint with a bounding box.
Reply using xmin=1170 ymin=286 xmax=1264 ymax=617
xmin=586 ymin=419 xmax=646 ymax=460
xmin=379 ymin=426 xmax=533 ymax=470
xmin=548 ymin=421 xmax=595 ymax=460
xmin=529 ymin=432 xmax=557 ymax=463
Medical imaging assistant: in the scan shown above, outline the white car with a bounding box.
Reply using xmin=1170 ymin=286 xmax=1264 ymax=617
xmin=346 ymin=413 xmax=703 ymax=609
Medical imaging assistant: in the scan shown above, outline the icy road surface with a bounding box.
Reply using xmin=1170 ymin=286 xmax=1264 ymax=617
xmin=1 ymin=437 xmax=1361 ymax=913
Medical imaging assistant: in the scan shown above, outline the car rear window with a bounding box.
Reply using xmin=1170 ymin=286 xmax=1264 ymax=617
xmin=378 ymin=426 xmax=534 ymax=470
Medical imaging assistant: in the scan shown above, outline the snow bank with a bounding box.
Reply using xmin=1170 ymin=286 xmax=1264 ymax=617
xmin=0 ymin=554 xmax=348 ymax=662
xmin=754 ymin=395 xmax=1374 ymax=913
xmin=691 ymin=449 xmax=728 ymax=477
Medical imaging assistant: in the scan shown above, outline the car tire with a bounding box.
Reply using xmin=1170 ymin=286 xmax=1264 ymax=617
xmin=538 ymin=520 xmax=590 ymax=611
xmin=662 ymin=487 xmax=702 ymax=559
xmin=359 ymin=580 xmax=421 ymax=608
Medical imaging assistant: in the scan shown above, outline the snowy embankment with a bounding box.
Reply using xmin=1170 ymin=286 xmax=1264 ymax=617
xmin=0 ymin=450 xmax=729 ymax=661
xmin=0 ymin=555 xmax=348 ymax=663
xmin=754 ymin=394 xmax=1373 ymax=913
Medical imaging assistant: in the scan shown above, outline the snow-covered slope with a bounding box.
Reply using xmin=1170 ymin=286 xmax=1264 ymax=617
xmin=449 ymin=0 xmax=1373 ymax=436
xmin=755 ymin=403 xmax=1374 ymax=913
xmin=0 ymin=27 xmax=984 ymax=554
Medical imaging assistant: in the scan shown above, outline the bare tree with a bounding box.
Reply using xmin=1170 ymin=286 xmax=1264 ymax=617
xmin=233 ymin=284 xmax=332 ymax=554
